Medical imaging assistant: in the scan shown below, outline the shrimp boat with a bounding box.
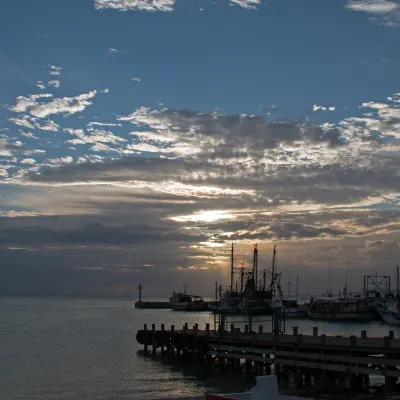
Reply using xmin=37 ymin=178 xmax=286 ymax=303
xmin=307 ymin=291 xmax=376 ymax=321
xmin=270 ymin=272 xmax=309 ymax=318
xmin=377 ymin=266 xmax=400 ymax=325
xmin=169 ymin=287 xmax=208 ymax=311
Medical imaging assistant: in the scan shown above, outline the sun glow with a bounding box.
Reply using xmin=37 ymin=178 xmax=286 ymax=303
xmin=170 ymin=210 xmax=234 ymax=223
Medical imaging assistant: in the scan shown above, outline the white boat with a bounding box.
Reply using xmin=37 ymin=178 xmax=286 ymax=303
xmin=378 ymin=299 xmax=400 ymax=325
xmin=169 ymin=287 xmax=208 ymax=311
xmin=307 ymin=296 xmax=376 ymax=321
xmin=272 ymin=297 xmax=308 ymax=318
xmin=208 ymin=290 xmax=243 ymax=313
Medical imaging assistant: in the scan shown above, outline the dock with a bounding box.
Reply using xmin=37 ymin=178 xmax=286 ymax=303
xmin=135 ymin=301 xmax=171 ymax=309
xmin=136 ymin=322 xmax=400 ymax=393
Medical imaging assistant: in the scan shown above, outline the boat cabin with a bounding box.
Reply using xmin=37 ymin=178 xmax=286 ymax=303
xmin=310 ymin=297 xmax=373 ymax=314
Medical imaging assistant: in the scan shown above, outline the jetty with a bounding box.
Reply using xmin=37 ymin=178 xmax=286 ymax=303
xmin=137 ymin=321 xmax=400 ymax=393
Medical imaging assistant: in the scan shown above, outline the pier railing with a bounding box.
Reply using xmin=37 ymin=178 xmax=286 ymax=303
xmin=137 ymin=323 xmax=400 ymax=392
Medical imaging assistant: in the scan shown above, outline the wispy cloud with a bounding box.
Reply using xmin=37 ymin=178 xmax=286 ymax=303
xmin=108 ymin=48 xmax=126 ymax=55
xmin=94 ymin=0 xmax=262 ymax=12
xmin=230 ymin=0 xmax=261 ymax=9
xmin=346 ymin=0 xmax=400 ymax=27
xmin=48 ymin=80 xmax=60 ymax=89
xmin=313 ymin=105 xmax=336 ymax=111
xmin=48 ymin=65 xmax=62 ymax=76
xmin=130 ymin=77 xmax=142 ymax=82
xmin=8 ymin=90 xmax=98 ymax=118
xmin=36 ymin=81 xmax=46 ymax=90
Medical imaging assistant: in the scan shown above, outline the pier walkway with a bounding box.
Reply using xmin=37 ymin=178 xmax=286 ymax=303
xmin=136 ymin=322 xmax=400 ymax=392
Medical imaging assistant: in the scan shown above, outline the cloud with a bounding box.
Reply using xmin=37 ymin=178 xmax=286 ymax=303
xmin=48 ymin=65 xmax=62 ymax=76
xmin=313 ymin=105 xmax=336 ymax=112
xmin=36 ymin=81 xmax=46 ymax=90
xmin=346 ymin=0 xmax=400 ymax=27
xmin=346 ymin=0 xmax=398 ymax=14
xmin=48 ymin=80 xmax=60 ymax=89
xmin=108 ymin=48 xmax=126 ymax=55
xmin=8 ymin=90 xmax=97 ymax=119
xmin=20 ymin=158 xmax=36 ymax=165
xmin=94 ymin=0 xmax=262 ymax=12
xmin=130 ymin=77 xmax=142 ymax=82
xmin=230 ymin=0 xmax=261 ymax=9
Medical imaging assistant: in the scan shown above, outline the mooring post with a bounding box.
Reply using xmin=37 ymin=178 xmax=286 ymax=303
xmin=230 ymin=324 xmax=234 ymax=333
xmin=152 ymin=323 xmax=156 ymax=355
xmin=275 ymin=363 xmax=281 ymax=383
xmin=160 ymin=324 xmax=165 ymax=355
xmin=389 ymin=330 xmax=395 ymax=339
xmin=293 ymin=326 xmax=298 ymax=336
xmin=195 ymin=323 xmax=198 ymax=332
xmin=313 ymin=326 xmax=318 ymax=337
xmin=258 ymin=325 xmax=263 ymax=334
xmin=170 ymin=325 xmax=175 ymax=356
xmin=144 ymin=323 xmax=148 ymax=354
xmin=205 ymin=323 xmax=210 ymax=335
xmin=244 ymin=325 xmax=249 ymax=333
xmin=361 ymin=330 xmax=367 ymax=339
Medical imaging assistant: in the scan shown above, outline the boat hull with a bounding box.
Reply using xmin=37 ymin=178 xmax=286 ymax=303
xmin=307 ymin=310 xmax=376 ymax=321
xmin=171 ymin=302 xmax=208 ymax=311
xmin=378 ymin=311 xmax=400 ymax=325
xmin=285 ymin=309 xmax=308 ymax=318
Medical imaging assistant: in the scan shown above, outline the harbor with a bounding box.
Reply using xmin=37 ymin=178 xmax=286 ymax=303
xmin=134 ymin=243 xmax=400 ymax=398
xmin=135 ymin=244 xmax=400 ymax=328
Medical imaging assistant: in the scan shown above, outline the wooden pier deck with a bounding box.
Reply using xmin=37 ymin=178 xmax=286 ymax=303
xmin=136 ymin=323 xmax=400 ymax=393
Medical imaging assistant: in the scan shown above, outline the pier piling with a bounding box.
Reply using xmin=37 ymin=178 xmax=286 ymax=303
xmin=136 ymin=323 xmax=400 ymax=395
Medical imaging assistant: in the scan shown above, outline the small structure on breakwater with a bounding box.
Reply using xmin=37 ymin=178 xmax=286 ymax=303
xmin=136 ymin=321 xmax=400 ymax=394
xmin=134 ymin=284 xmax=171 ymax=309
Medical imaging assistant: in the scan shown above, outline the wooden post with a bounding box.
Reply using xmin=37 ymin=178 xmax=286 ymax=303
xmin=258 ymin=325 xmax=263 ymax=334
xmin=313 ymin=326 xmax=318 ymax=337
xmin=230 ymin=324 xmax=234 ymax=333
xmin=245 ymin=325 xmax=249 ymax=333
xmin=144 ymin=323 xmax=148 ymax=354
xmin=293 ymin=326 xmax=298 ymax=335
xmin=152 ymin=323 xmax=156 ymax=355
xmin=361 ymin=330 xmax=367 ymax=339
xmin=205 ymin=323 xmax=210 ymax=335
xmin=389 ymin=330 xmax=395 ymax=339
xmin=160 ymin=324 xmax=165 ymax=355
xmin=170 ymin=325 xmax=175 ymax=356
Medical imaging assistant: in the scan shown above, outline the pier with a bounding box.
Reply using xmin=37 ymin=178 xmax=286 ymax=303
xmin=136 ymin=323 xmax=400 ymax=393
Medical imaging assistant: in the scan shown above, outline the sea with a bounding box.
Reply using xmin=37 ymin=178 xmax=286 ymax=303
xmin=1 ymin=296 xmax=400 ymax=400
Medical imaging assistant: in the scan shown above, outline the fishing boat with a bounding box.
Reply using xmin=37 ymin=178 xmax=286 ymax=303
xmin=377 ymin=266 xmax=400 ymax=325
xmin=169 ymin=287 xmax=208 ymax=311
xmin=378 ymin=298 xmax=400 ymax=325
xmin=307 ymin=294 xmax=376 ymax=321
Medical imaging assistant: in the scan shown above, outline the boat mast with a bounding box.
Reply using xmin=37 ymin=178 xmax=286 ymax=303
xmin=296 ymin=274 xmax=299 ymax=297
xmin=252 ymin=244 xmax=258 ymax=290
xmin=262 ymin=269 xmax=266 ymax=291
xmin=230 ymin=243 xmax=234 ymax=292
xmin=397 ymin=266 xmax=399 ymax=298
xmin=271 ymin=245 xmax=276 ymax=288
xmin=240 ymin=265 xmax=244 ymax=292
xmin=328 ymin=262 xmax=331 ymax=297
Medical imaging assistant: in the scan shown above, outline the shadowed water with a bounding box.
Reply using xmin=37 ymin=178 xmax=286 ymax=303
xmin=1 ymin=297 xmax=400 ymax=399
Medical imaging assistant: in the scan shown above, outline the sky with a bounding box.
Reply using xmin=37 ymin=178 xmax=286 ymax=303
xmin=0 ymin=0 xmax=400 ymax=297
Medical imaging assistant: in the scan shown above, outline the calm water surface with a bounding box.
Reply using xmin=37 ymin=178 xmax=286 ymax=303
xmin=1 ymin=297 xmax=400 ymax=399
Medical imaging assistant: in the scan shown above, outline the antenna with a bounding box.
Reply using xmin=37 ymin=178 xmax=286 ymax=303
xmin=230 ymin=243 xmax=234 ymax=292
xmin=296 ymin=274 xmax=299 ymax=297
xmin=328 ymin=262 xmax=331 ymax=297
xmin=253 ymin=244 xmax=258 ymax=290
